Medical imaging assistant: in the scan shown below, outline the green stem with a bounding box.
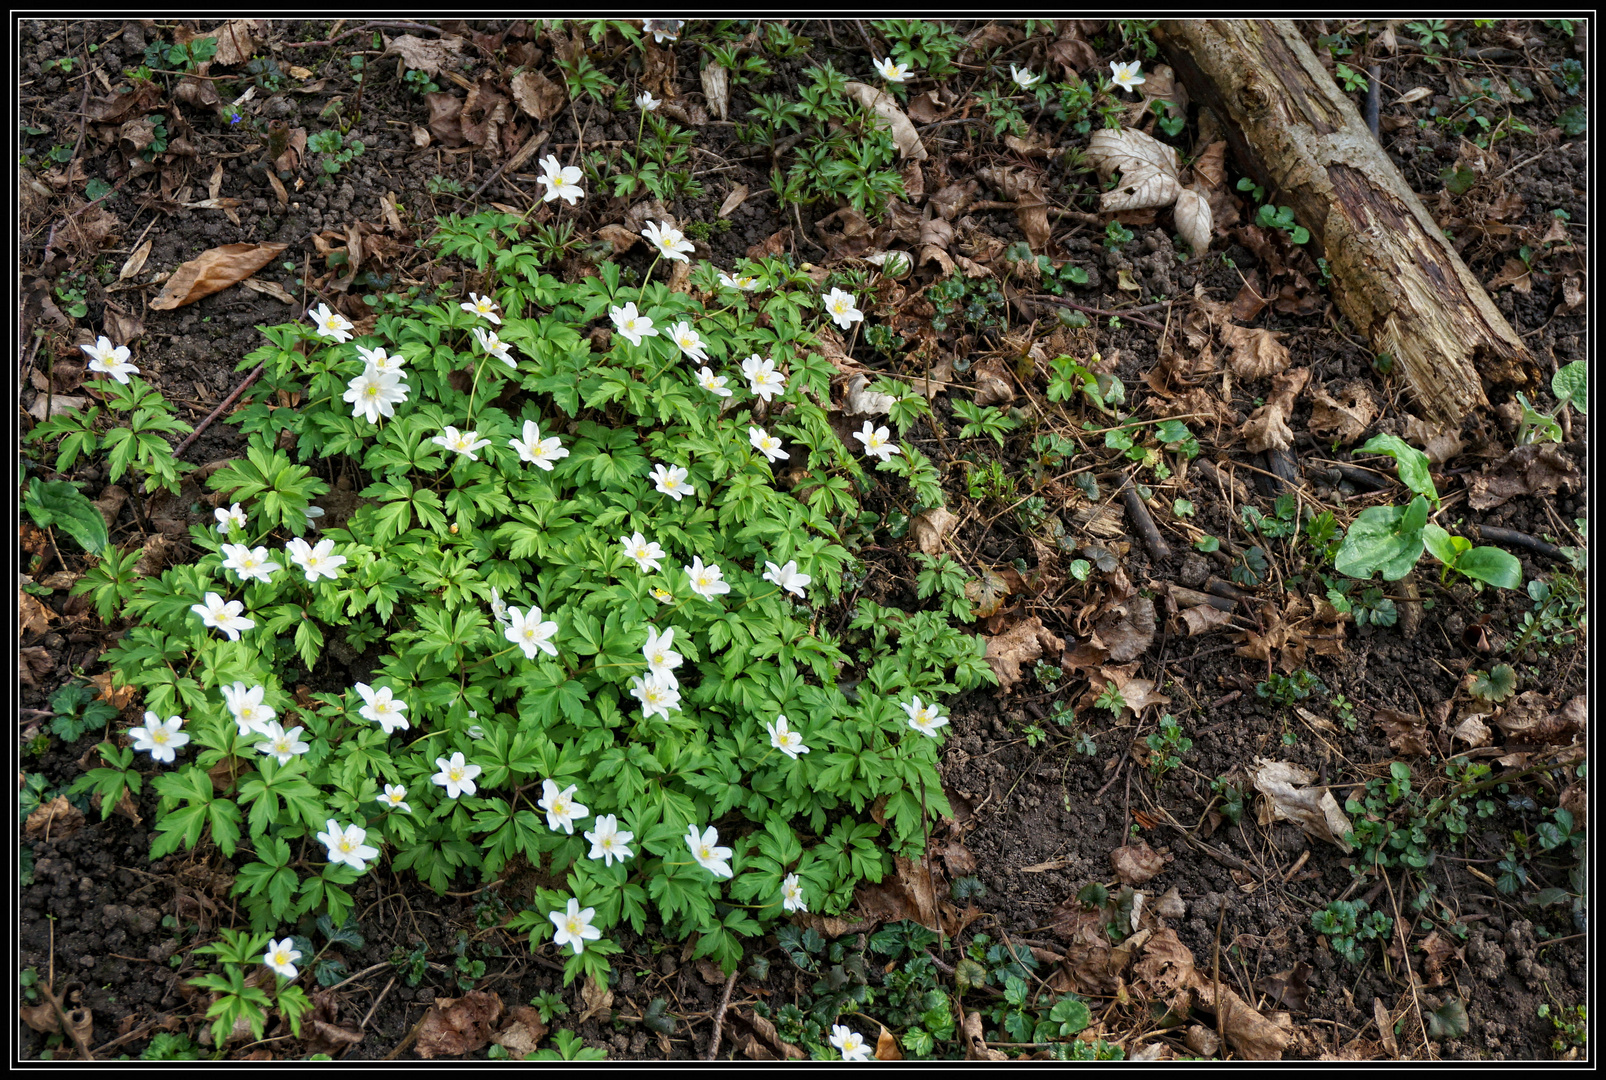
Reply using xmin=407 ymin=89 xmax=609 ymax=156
xmin=636 ymin=253 xmax=663 ymax=308
xmin=465 ymin=353 xmax=491 ymax=422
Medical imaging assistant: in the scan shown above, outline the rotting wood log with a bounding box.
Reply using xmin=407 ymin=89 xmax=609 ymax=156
xmin=1155 ymin=19 xmax=1535 ymax=425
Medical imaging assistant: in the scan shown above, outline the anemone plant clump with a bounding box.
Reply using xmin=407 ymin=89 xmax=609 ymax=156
xmin=95 ymin=202 xmax=994 ymax=991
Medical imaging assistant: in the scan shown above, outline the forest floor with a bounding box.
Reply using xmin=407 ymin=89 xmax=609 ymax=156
xmin=17 ymin=18 xmax=1588 ymax=1062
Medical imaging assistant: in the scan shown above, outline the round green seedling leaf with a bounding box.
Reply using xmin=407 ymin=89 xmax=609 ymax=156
xmin=1552 ymin=360 xmax=1587 ymax=415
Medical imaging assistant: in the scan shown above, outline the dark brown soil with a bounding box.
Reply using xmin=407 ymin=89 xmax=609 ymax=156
xmin=18 ymin=18 xmax=1587 ymax=1062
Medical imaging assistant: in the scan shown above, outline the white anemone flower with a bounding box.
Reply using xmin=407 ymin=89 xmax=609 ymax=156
xmin=629 ymin=673 xmax=681 ymax=720
xmin=620 ymin=532 xmax=666 ymax=573
xmin=343 ymin=367 xmax=408 ymax=424
xmin=431 ymin=752 xmax=481 ymax=799
xmin=263 ymin=938 xmax=302 ymax=979
xmin=902 ymin=695 xmax=951 ymax=738
xmin=822 ymin=287 xmax=863 ymax=331
xmin=220 ymin=543 xmax=279 ymax=585
xmin=377 ymin=784 xmax=412 ymax=813
xmin=642 ymin=220 xmax=695 ymax=262
xmin=684 ymin=556 xmax=731 ymax=601
xmin=508 ymin=420 xmax=569 ymax=471
xmin=782 ymin=872 xmax=808 ymax=913
xmin=874 ymin=57 xmax=912 ymax=83
xmin=191 ymin=592 xmax=255 ymax=641
xmin=309 ymin=303 xmax=354 ymax=342
xmin=459 ymin=293 xmax=502 ymax=323
xmin=762 ymin=560 xmax=810 ymax=599
xmin=356 ymin=343 xmax=407 ymax=374
xmin=317 ymin=819 xmax=379 ymax=873
xmin=355 ymin=682 xmax=410 ymax=735
xmin=610 ymin=302 xmax=658 ymax=347
xmin=538 ymin=779 xmax=589 ymax=834
xmin=635 ymin=90 xmax=661 ymax=111
xmin=685 ymin=823 xmax=734 ymax=879
xmin=830 ymin=1025 xmax=871 ymax=1062
xmin=1010 ymin=64 xmax=1042 ymax=90
xmin=221 ymin=682 xmax=275 ymax=737
xmin=285 ymin=537 xmax=347 ymax=583
xmin=254 ymin=721 xmax=310 ymax=766
xmin=748 ymin=425 xmax=789 ymax=464
xmin=80 ymin=336 xmax=139 ymax=383
xmin=549 ymin=897 xmax=602 ymax=954
xmin=129 ymin=712 xmax=189 ymax=764
xmin=696 ymin=366 xmax=732 ymax=398
xmin=215 ymin=502 xmax=248 ymax=534
xmin=473 ymin=326 xmax=516 ymax=369
xmin=536 ymin=154 xmax=584 ymax=205
xmin=431 ymin=426 xmax=493 ymax=462
xmin=650 ymin=462 xmax=691 ymax=501
xmin=718 ymin=270 xmax=758 ymax=291
xmin=585 ymin=814 xmax=635 ymax=867
xmin=853 ymin=421 xmax=901 ymax=462
xmin=740 ymin=354 xmax=786 ymax=403
xmin=668 ymin=320 xmax=708 ymax=363
xmin=505 ymin=605 xmax=559 ymax=659
xmin=1109 ymin=60 xmax=1146 ymax=92
xmin=642 ymin=625 xmax=682 ymax=688
xmin=766 ymin=715 xmax=810 ymax=760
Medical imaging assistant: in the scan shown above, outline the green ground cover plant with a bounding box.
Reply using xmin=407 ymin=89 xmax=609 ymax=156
xmin=80 ymin=197 xmax=994 ymax=1012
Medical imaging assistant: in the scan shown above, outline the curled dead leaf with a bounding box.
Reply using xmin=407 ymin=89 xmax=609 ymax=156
xmin=1180 ymin=603 xmax=1234 ymax=636
xmin=383 ymin=33 xmax=466 ymax=78
xmin=1086 ymin=127 xmax=1182 ymax=212
xmin=510 ymin=69 xmax=565 ymax=122
xmin=1091 ymin=596 xmax=1156 ymax=662
xmin=1375 ymin=708 xmax=1430 ymax=756
xmin=718 ymin=184 xmax=749 ymax=218
xmin=1111 ymin=840 xmax=1165 ymax=884
xmin=149 ymin=243 xmax=287 ymax=311
xmin=1251 ymin=759 xmax=1352 ymax=852
xmin=701 ymin=61 xmax=730 ymax=121
xmin=1221 ymin=323 xmax=1291 ymax=379
xmin=416 ymin=992 xmax=503 ymax=1059
xmin=1466 ymin=444 xmax=1580 ymax=511
xmin=1174 ymin=186 xmax=1213 ymax=252
xmin=1307 ymin=380 xmax=1377 ymax=445
xmin=25 ymin=795 xmax=86 ymax=839
xmin=910 ymin=507 xmax=957 ymax=555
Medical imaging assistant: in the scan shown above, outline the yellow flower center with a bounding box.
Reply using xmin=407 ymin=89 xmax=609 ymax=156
xmin=153 ymin=730 xmax=169 ymax=744
xmin=339 ymin=838 xmax=353 ymax=852
xmin=449 ymin=767 xmax=463 ymax=782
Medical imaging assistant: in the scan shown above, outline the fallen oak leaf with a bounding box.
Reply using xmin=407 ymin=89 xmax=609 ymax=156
xmin=1241 ymin=367 xmax=1310 ymax=453
xmin=983 ymin=616 xmax=1064 ymax=691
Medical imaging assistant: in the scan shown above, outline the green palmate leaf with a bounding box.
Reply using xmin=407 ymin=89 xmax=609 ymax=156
xmin=23 ymin=479 xmax=110 ymax=554
xmin=1360 ymin=433 xmax=1438 ymax=505
xmin=1334 ymin=495 xmax=1429 ymax=581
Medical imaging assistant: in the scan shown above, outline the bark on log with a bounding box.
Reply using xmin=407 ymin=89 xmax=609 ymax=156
xmin=1155 ymin=19 xmax=1534 ymax=425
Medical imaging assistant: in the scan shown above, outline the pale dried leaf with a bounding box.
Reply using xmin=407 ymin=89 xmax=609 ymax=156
xmin=843 ymin=374 xmax=895 ymax=417
xmin=119 ymin=238 xmax=152 ymax=280
xmin=209 ymin=18 xmax=259 ymax=67
xmin=911 ymin=507 xmax=957 ymax=555
xmin=961 ymin=1010 xmax=1009 ymax=1061
xmin=1251 ymin=759 xmax=1352 ymax=852
xmin=1466 ymin=444 xmax=1581 ymax=510
xmin=150 ymin=243 xmax=288 ymax=311
xmin=1453 ymin=713 xmax=1492 ymax=747
xmin=1221 ymin=323 xmax=1291 ymax=379
xmin=984 ymin=617 xmax=1064 ymax=691
xmin=1091 ymin=597 xmax=1155 ymax=661
xmin=596 ymin=223 xmax=640 ymax=255
xmin=842 ymin=82 xmax=926 ymax=160
xmin=1086 ymin=127 xmax=1182 ymax=212
xmin=19 ymin=590 xmax=54 ymax=637
xmin=1395 ymin=86 xmax=1433 ymax=105
xmin=1180 ymin=604 xmax=1233 ymax=636
xmin=1375 ymin=707 xmax=1430 ymax=756
xmin=1401 ymin=414 xmax=1464 ymax=464
xmin=25 ymin=796 xmax=86 ymax=839
xmin=700 ymin=61 xmax=730 ymax=120
xmin=384 ymin=33 xmax=466 ymax=78
xmin=241 ymin=278 xmax=297 ymax=305
xmin=1174 ymin=186 xmax=1213 ymax=252
xmin=1111 ymin=840 xmax=1165 ymax=884
xmin=718 ymin=184 xmax=749 ymax=218
xmin=971 ymin=356 xmax=1014 ymax=406
xmin=1307 ymin=380 xmax=1377 ymax=445
xmin=576 ymin=976 xmax=613 ymax=1025
xmin=875 ymin=1025 xmax=903 ymax=1060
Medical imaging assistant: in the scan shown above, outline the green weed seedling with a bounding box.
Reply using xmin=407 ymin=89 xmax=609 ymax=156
xmin=1310 ymin=898 xmax=1393 ymax=965
xmin=1145 ymin=714 xmax=1191 ymax=783
xmin=1334 ymin=434 xmax=1520 ymax=591
xmin=307 ymin=128 xmax=365 ymax=180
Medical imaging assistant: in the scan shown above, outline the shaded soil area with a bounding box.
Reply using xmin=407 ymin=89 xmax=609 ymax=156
xmin=18 ymin=18 xmax=1587 ymax=1062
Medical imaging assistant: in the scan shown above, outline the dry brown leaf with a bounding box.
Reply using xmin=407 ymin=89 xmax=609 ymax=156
xmin=1091 ymin=596 xmax=1155 ymax=662
xmin=1466 ymin=444 xmax=1581 ymax=511
xmin=149 ymin=243 xmax=287 ymax=311
xmin=1307 ymin=380 xmax=1377 ymax=445
xmin=19 ymin=589 xmax=54 ymax=637
xmin=1242 ymin=366 xmax=1310 ymax=453
xmin=241 ymin=278 xmax=297 ymax=305
xmin=965 ymin=569 xmax=1011 ymax=619
xmin=1086 ymin=127 xmax=1182 ymax=212
xmin=1400 ymin=414 xmax=1464 ymax=464
xmin=975 ymin=167 xmax=1052 ymax=252
xmin=971 ymin=356 xmax=1014 ymax=406
xmin=595 ymin=223 xmax=640 ymax=255
xmin=910 ymin=507 xmax=957 ymax=555
xmin=1221 ymin=323 xmax=1291 ymax=379
xmin=842 ymin=82 xmax=926 ymax=160
xmin=384 ymin=33 xmax=466 ymax=78
xmin=25 ymin=796 xmax=86 ymax=840
xmin=1495 ymin=692 xmax=1585 ymax=745
xmin=906 ymin=89 xmax=946 ymax=123
xmin=843 ymin=374 xmax=895 ymax=417
xmin=1180 ymin=604 xmax=1233 ymax=636
xmin=425 ymin=91 xmax=465 ymax=146
xmin=984 ymin=616 xmax=1064 ymax=691
xmin=1453 ymin=713 xmax=1493 ymax=747
xmin=1110 ymin=840 xmax=1165 ymax=884
xmin=1251 ymin=759 xmax=1352 ymax=852
xmin=875 ymin=1025 xmax=903 ymax=1060
xmin=510 ymin=69 xmax=565 ymax=122
xmin=852 ymin=853 xmax=977 ymax=938
xmin=1375 ymin=708 xmax=1430 ymax=756
xmin=1174 ymin=186 xmax=1213 ymax=252
xmin=416 ymin=992 xmax=503 ymax=1059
